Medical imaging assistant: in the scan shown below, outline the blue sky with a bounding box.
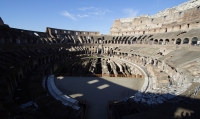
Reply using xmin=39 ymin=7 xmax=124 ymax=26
xmin=0 ymin=0 xmax=188 ymax=34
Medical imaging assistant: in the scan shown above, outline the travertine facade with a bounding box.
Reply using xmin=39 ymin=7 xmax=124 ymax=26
xmin=111 ymin=0 xmax=200 ymax=35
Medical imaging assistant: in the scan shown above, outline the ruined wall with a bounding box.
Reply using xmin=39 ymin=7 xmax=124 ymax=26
xmin=110 ymin=0 xmax=200 ymax=35
xmin=46 ymin=27 xmax=100 ymax=36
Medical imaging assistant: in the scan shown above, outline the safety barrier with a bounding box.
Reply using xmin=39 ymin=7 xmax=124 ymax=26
xmin=47 ymin=75 xmax=80 ymax=110
xmin=56 ymin=73 xmax=143 ymax=78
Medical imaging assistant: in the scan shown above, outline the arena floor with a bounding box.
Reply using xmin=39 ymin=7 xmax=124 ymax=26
xmin=54 ymin=76 xmax=144 ymax=119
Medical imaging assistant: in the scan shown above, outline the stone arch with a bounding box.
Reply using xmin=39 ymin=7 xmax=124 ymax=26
xmin=114 ymin=37 xmax=118 ymax=44
xmin=105 ymin=40 xmax=107 ymax=44
xmin=88 ymin=38 xmax=91 ymax=43
xmin=98 ymin=38 xmax=102 ymax=44
xmin=176 ymin=38 xmax=181 ymax=44
xmin=171 ymin=38 xmax=175 ymax=44
xmin=191 ymin=37 xmax=198 ymax=45
xmin=124 ymin=39 xmax=127 ymax=44
xmin=159 ymin=39 xmax=163 ymax=45
xmin=120 ymin=38 xmax=124 ymax=44
xmin=91 ymin=36 xmax=94 ymax=43
xmin=151 ymin=59 xmax=154 ymax=65
xmin=154 ymin=39 xmax=158 ymax=44
xmin=165 ymin=39 xmax=169 ymax=44
xmin=132 ymin=37 xmax=137 ymax=44
xmin=110 ymin=48 xmax=113 ymax=55
xmin=149 ymin=38 xmax=154 ymax=45
xmin=183 ymin=38 xmax=189 ymax=44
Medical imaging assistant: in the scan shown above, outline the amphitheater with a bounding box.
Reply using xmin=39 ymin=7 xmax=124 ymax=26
xmin=1 ymin=0 xmax=200 ymax=119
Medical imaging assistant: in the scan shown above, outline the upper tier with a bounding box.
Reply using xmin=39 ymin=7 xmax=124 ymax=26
xmin=110 ymin=0 xmax=200 ymax=35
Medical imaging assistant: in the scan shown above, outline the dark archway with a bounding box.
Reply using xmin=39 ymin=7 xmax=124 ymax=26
xmin=159 ymin=39 xmax=163 ymax=45
xmin=183 ymin=38 xmax=189 ymax=44
xmin=165 ymin=39 xmax=169 ymax=44
xmin=192 ymin=37 xmax=198 ymax=45
xmin=176 ymin=38 xmax=181 ymax=44
xmin=154 ymin=39 xmax=158 ymax=44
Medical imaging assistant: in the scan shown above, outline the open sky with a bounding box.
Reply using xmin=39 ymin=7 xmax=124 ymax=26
xmin=0 ymin=0 xmax=188 ymax=34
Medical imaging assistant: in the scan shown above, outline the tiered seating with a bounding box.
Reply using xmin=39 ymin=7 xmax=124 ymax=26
xmin=0 ymin=41 xmax=87 ymax=118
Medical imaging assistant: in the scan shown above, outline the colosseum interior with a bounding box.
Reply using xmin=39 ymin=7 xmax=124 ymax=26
xmin=1 ymin=0 xmax=200 ymax=119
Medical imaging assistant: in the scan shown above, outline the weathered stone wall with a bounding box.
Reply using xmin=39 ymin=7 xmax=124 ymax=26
xmin=46 ymin=27 xmax=100 ymax=36
xmin=110 ymin=0 xmax=200 ymax=35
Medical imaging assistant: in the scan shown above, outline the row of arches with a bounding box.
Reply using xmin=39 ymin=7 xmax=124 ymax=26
xmin=151 ymin=37 xmax=199 ymax=45
xmin=100 ymin=37 xmax=199 ymax=45
xmin=1 ymin=33 xmax=199 ymax=46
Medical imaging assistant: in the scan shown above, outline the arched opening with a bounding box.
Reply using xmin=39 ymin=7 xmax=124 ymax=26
xmin=191 ymin=37 xmax=198 ymax=45
xmin=124 ymin=40 xmax=127 ymax=44
xmin=154 ymin=39 xmax=158 ymax=44
xmin=115 ymin=39 xmax=117 ymax=44
xmin=121 ymin=40 xmax=124 ymax=44
xmin=105 ymin=40 xmax=107 ymax=44
xmin=171 ymin=39 xmax=175 ymax=44
xmin=91 ymin=37 xmax=94 ymax=43
xmin=159 ymin=39 xmax=163 ymax=45
xmin=183 ymin=38 xmax=189 ymax=44
xmin=84 ymin=36 xmax=88 ymax=43
xmin=115 ymin=37 xmax=118 ymax=44
xmin=149 ymin=38 xmax=154 ymax=45
xmin=98 ymin=38 xmax=102 ymax=44
xmin=88 ymin=39 xmax=91 ymax=43
xmin=165 ymin=39 xmax=169 ymax=44
xmin=132 ymin=37 xmax=137 ymax=44
xmin=151 ymin=60 xmax=154 ymax=65
xmin=176 ymin=38 xmax=181 ymax=44
xmin=97 ymin=48 xmax=102 ymax=54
